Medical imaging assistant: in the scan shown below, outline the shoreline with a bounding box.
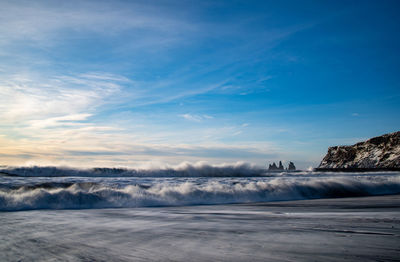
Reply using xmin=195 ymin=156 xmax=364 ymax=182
xmin=1 ymin=194 xmax=399 ymax=261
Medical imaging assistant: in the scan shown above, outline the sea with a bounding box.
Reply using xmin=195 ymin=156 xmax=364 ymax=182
xmin=1 ymin=166 xmax=400 ymax=261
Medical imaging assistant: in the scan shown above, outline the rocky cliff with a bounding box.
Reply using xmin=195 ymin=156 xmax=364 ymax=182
xmin=318 ymin=131 xmax=400 ymax=170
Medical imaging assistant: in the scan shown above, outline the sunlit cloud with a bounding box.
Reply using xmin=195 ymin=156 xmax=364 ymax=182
xmin=27 ymin=114 xmax=93 ymax=129
xmin=0 ymin=72 xmax=123 ymax=123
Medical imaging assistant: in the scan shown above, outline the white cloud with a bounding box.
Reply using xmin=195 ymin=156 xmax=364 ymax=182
xmin=0 ymin=1 xmax=196 ymax=48
xmin=0 ymin=72 xmax=123 ymax=123
xmin=0 ymin=133 xmax=279 ymax=168
xmin=0 ymin=1 xmax=317 ymax=168
xmin=28 ymin=114 xmax=92 ymax=129
xmin=0 ymin=1 xmax=309 ymax=109
xmin=179 ymin=114 xmax=214 ymax=122
xmin=0 ymin=71 xmax=132 ymax=166
xmin=232 ymin=131 xmax=242 ymax=136
xmin=180 ymin=114 xmax=202 ymax=122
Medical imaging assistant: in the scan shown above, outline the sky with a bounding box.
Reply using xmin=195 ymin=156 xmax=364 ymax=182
xmin=0 ymin=0 xmax=399 ymax=169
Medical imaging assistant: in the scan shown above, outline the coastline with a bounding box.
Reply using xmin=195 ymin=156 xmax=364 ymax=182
xmin=1 ymin=194 xmax=400 ymax=261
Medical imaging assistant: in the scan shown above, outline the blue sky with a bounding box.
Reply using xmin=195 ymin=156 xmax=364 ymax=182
xmin=0 ymin=0 xmax=399 ymax=169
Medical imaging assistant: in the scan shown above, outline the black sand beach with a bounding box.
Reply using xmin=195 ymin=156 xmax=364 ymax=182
xmin=1 ymin=194 xmax=399 ymax=261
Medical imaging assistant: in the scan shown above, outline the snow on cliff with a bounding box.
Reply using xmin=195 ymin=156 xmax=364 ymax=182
xmin=319 ymin=131 xmax=400 ymax=169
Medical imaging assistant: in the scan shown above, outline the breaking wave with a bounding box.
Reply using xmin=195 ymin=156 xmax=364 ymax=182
xmin=0 ymin=163 xmax=267 ymax=177
xmin=1 ymin=176 xmax=400 ymax=211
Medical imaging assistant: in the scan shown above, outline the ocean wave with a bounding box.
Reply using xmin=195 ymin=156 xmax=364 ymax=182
xmin=1 ymin=176 xmax=400 ymax=211
xmin=0 ymin=163 xmax=272 ymax=177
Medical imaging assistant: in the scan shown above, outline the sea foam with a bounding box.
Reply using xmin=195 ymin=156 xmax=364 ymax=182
xmin=0 ymin=163 xmax=264 ymax=177
xmin=1 ymin=175 xmax=399 ymax=211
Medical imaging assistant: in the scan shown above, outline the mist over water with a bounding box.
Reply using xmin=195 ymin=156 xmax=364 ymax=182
xmin=0 ymin=163 xmax=265 ymax=177
xmin=1 ymin=165 xmax=400 ymax=211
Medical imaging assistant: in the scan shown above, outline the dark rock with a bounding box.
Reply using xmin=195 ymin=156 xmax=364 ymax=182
xmin=268 ymin=161 xmax=294 ymax=171
xmin=318 ymin=131 xmax=400 ymax=169
xmin=278 ymin=161 xmax=284 ymax=170
xmin=288 ymin=162 xmax=296 ymax=171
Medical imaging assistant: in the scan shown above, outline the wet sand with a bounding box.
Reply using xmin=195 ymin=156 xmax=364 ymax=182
xmin=1 ymin=195 xmax=400 ymax=261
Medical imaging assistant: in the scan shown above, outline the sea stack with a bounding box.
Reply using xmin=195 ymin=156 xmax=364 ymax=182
xmin=287 ymin=162 xmax=296 ymax=171
xmin=317 ymin=131 xmax=400 ymax=171
xmin=278 ymin=161 xmax=284 ymax=170
xmin=268 ymin=161 xmax=295 ymax=171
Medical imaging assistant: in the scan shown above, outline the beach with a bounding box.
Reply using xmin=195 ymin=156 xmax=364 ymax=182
xmin=1 ymin=194 xmax=399 ymax=261
xmin=1 ymin=0 xmax=399 ymax=260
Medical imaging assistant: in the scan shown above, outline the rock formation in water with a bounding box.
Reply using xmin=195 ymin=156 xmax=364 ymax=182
xmin=288 ymin=162 xmax=296 ymax=171
xmin=278 ymin=161 xmax=284 ymax=170
xmin=268 ymin=162 xmax=278 ymax=171
xmin=268 ymin=161 xmax=295 ymax=171
xmin=318 ymin=131 xmax=400 ymax=170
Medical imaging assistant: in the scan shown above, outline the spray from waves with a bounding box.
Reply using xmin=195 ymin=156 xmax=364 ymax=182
xmin=1 ymin=176 xmax=400 ymax=211
xmin=0 ymin=163 xmax=271 ymax=177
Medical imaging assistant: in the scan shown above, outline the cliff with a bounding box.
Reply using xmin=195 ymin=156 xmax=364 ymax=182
xmin=318 ymin=131 xmax=400 ymax=170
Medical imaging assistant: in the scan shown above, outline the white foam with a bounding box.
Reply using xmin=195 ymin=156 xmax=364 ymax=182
xmin=1 ymin=175 xmax=399 ymax=211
